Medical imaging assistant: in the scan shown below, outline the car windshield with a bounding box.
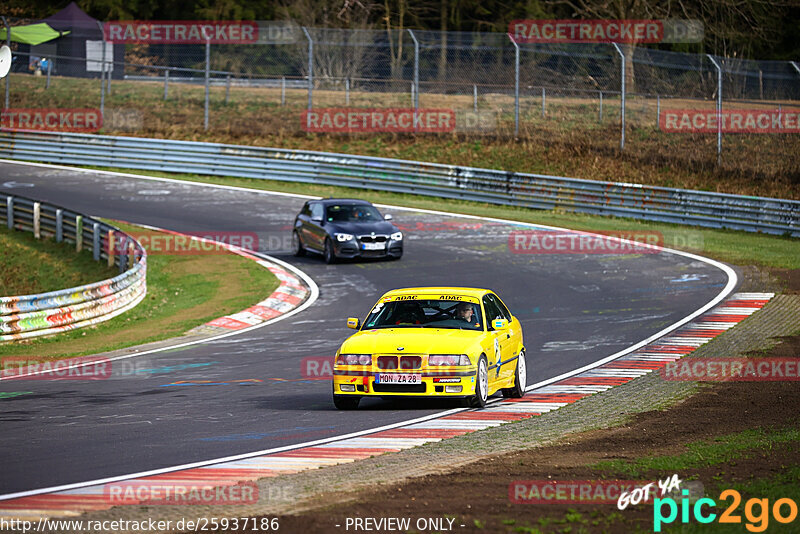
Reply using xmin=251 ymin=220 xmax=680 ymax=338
xmin=363 ymin=299 xmax=483 ymax=331
xmin=326 ymin=204 xmax=383 ymax=223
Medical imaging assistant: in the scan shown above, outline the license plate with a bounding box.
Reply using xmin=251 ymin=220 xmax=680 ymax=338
xmin=362 ymin=242 xmax=385 ymax=250
xmin=375 ymin=373 xmax=421 ymax=384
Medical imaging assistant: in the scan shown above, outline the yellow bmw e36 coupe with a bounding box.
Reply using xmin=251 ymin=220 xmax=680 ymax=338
xmin=332 ymin=287 xmax=526 ymax=410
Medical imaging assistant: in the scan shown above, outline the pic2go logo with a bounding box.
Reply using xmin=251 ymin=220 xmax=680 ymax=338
xmin=654 ymin=489 xmax=798 ymax=532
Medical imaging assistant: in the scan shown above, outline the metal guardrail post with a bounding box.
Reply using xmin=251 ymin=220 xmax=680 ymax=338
xmin=408 ymin=29 xmax=419 ymax=111
xmin=56 ymin=209 xmax=63 ymax=242
xmin=75 ymin=215 xmax=83 ymax=252
xmin=204 ymin=37 xmax=210 ymax=130
xmin=707 ymin=54 xmax=723 ymax=165
xmin=2 ymin=17 xmax=9 ymax=110
xmin=302 ymin=27 xmax=313 ymax=112
xmin=5 ymin=196 xmax=11 ymax=230
xmin=33 ymin=202 xmax=40 ymax=238
xmin=92 ymin=222 xmax=100 ymax=260
xmin=612 ymin=43 xmax=625 ymax=151
xmin=508 ymin=34 xmax=520 ymax=137
xmin=164 ymin=69 xmax=169 ymax=100
xmin=107 ymin=230 xmax=115 ymax=267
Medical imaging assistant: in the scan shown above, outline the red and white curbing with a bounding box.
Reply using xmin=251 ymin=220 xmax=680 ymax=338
xmin=137 ymin=225 xmax=310 ymax=334
xmin=0 ymin=292 xmax=773 ymax=519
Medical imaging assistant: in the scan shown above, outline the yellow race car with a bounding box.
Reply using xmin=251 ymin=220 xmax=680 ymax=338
xmin=332 ymin=287 xmax=526 ymax=410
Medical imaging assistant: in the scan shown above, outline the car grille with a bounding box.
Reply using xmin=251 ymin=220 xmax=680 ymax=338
xmin=376 ymin=355 xmax=422 ymax=370
xmin=358 ymin=234 xmax=389 ymax=243
xmin=373 ymin=383 xmax=426 ymax=393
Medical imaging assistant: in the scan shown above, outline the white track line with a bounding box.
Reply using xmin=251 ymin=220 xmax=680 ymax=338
xmin=0 ymin=159 xmax=737 ymax=501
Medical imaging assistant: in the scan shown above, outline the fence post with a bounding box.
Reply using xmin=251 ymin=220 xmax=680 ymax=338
xmin=508 ymin=33 xmax=520 ymax=138
xmin=473 ymin=84 xmax=478 ymax=112
xmin=2 ymin=17 xmax=9 ymax=109
xmin=92 ymin=222 xmax=100 ymax=261
xmin=75 ymin=215 xmax=83 ymax=252
xmin=46 ymin=59 xmax=52 ymax=89
xmin=107 ymin=230 xmax=115 ymax=267
xmin=541 ymin=87 xmax=546 ymax=117
xmin=5 ymin=196 xmax=12 ymax=230
xmin=411 ymin=83 xmax=415 ymax=106
xmin=33 ymin=202 xmax=40 ymax=239
xmin=612 ymin=43 xmax=625 ymax=151
xmin=408 ymin=29 xmax=419 ymax=110
xmin=345 ymin=78 xmax=350 ymax=105
xmin=599 ymin=91 xmax=603 ymax=121
xmin=225 ymin=74 xmax=231 ymax=104
xmin=204 ymin=37 xmax=210 ymax=130
xmin=281 ymin=76 xmax=286 ymax=106
xmin=707 ymin=54 xmax=722 ymax=165
xmin=302 ymin=27 xmax=313 ymax=112
xmin=56 ymin=209 xmax=63 ymax=242
xmin=164 ymin=69 xmax=169 ymax=100
xmin=656 ymin=95 xmax=660 ymax=126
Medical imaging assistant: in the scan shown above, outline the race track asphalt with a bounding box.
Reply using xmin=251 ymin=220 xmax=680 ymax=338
xmin=0 ymin=162 xmax=734 ymax=495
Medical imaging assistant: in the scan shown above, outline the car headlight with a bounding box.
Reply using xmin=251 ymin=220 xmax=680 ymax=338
xmin=428 ymin=354 xmax=471 ymax=366
xmin=390 ymin=231 xmax=403 ymax=241
xmin=335 ymin=233 xmax=354 ymax=242
xmin=336 ymin=354 xmax=372 ymax=366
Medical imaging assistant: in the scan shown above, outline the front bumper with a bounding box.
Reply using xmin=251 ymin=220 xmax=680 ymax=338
xmin=333 ymin=238 xmax=403 ymax=259
xmin=333 ymin=368 xmax=476 ymax=397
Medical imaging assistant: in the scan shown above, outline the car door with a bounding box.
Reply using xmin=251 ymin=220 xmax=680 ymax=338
xmin=488 ymin=293 xmax=522 ymax=381
xmin=305 ymin=202 xmax=325 ymax=251
xmin=482 ymin=294 xmax=513 ymax=385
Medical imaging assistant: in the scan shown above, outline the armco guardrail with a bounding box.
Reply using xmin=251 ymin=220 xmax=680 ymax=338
xmin=0 ymin=130 xmax=798 ymax=237
xmin=0 ymin=193 xmax=147 ymax=342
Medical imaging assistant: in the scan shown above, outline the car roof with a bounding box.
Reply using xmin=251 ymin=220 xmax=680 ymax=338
xmin=382 ymin=287 xmax=492 ymax=299
xmin=313 ymin=198 xmax=373 ymax=206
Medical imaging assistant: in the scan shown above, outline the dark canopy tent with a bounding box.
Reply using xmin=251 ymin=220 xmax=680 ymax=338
xmin=41 ymin=2 xmax=123 ymax=79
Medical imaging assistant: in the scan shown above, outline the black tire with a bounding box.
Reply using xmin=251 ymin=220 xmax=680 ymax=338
xmin=291 ymin=231 xmax=306 ymax=257
xmin=333 ymin=395 xmax=360 ymax=410
xmin=468 ymin=355 xmax=489 ymax=408
xmin=323 ymin=237 xmax=337 ymax=264
xmin=503 ymin=350 xmax=527 ymax=398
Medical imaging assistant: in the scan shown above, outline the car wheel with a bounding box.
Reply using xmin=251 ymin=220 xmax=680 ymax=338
xmin=291 ymin=231 xmax=306 ymax=257
xmin=468 ymin=355 xmax=489 ymax=408
xmin=503 ymin=350 xmax=527 ymax=398
xmin=333 ymin=395 xmax=360 ymax=410
xmin=324 ymin=237 xmax=337 ymax=264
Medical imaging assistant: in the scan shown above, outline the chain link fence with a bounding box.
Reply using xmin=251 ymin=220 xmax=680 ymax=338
xmin=2 ymin=16 xmax=799 ymax=179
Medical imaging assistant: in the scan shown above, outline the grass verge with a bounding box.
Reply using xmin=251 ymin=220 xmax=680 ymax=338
xmin=78 ymin=165 xmax=800 ymax=270
xmin=0 ymin=220 xmax=279 ymax=359
xmin=0 ymin=225 xmax=117 ymax=296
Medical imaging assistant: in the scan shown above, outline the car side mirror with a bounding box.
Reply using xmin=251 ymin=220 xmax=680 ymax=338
xmin=383 ymin=214 xmax=393 ymax=221
xmin=347 ymin=317 xmax=360 ymax=329
xmin=493 ymin=318 xmax=509 ymax=330
xmin=311 ymin=216 xmax=322 ymax=223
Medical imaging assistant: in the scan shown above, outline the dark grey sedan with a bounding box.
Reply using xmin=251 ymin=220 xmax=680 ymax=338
xmin=291 ymin=199 xmax=403 ymax=263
